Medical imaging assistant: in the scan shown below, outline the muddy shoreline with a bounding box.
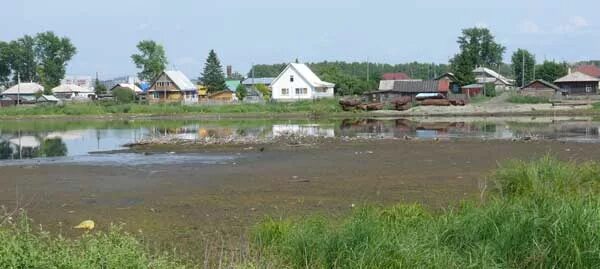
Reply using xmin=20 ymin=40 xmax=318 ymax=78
xmin=1 ymin=139 xmax=598 ymax=253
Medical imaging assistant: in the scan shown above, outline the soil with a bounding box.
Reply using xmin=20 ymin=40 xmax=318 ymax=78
xmin=0 ymin=139 xmax=598 ymax=252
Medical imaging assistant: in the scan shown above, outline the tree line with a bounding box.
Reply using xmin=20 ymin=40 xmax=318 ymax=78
xmin=0 ymin=32 xmax=76 ymax=93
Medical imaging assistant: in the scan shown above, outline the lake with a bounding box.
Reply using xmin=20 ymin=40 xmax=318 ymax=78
xmin=1 ymin=116 xmax=599 ymax=163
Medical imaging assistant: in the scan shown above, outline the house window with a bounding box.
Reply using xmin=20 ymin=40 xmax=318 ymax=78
xmin=316 ymin=87 xmax=327 ymax=93
xmin=290 ymin=75 xmax=294 ymax=82
xmin=153 ymin=92 xmax=159 ymax=99
xmin=586 ymin=86 xmax=593 ymax=93
xmin=282 ymin=88 xmax=289 ymax=95
xmin=295 ymin=88 xmax=307 ymax=95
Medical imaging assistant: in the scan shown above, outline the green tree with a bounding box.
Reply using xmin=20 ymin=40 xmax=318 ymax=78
xmin=131 ymin=40 xmax=168 ymax=82
xmin=229 ymin=71 xmax=244 ymax=80
xmin=200 ymin=50 xmax=227 ymax=93
xmin=112 ymin=87 xmax=136 ymax=103
xmin=255 ymin=83 xmax=271 ymax=101
xmin=94 ymin=78 xmax=107 ymax=95
xmin=450 ymin=27 xmax=506 ymax=85
xmin=235 ymin=83 xmax=247 ymax=101
xmin=536 ymin=61 xmax=569 ymax=83
xmin=512 ymin=49 xmax=536 ymax=87
xmin=0 ymin=41 xmax=10 ymax=85
xmin=35 ymin=32 xmax=77 ymax=92
xmin=7 ymin=35 xmax=38 ymax=83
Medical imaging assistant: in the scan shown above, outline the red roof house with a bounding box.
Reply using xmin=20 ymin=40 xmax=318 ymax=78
xmin=382 ymin=72 xmax=411 ymax=80
xmin=575 ymin=65 xmax=600 ymax=78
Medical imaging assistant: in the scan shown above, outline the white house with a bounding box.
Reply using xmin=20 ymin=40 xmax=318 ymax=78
xmin=1 ymin=83 xmax=44 ymax=103
xmin=52 ymin=84 xmax=95 ymax=101
xmin=472 ymin=67 xmax=514 ymax=90
xmin=270 ymin=63 xmax=335 ymax=101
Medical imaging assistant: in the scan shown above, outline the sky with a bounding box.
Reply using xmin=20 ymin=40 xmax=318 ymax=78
xmin=2 ymin=0 xmax=599 ymax=79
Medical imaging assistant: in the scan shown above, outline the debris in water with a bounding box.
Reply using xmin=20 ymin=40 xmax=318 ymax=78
xmin=74 ymin=220 xmax=95 ymax=230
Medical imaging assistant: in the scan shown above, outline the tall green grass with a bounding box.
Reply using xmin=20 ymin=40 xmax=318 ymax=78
xmin=0 ymin=213 xmax=185 ymax=268
xmin=507 ymin=95 xmax=550 ymax=104
xmin=0 ymin=99 xmax=343 ymax=117
xmin=251 ymin=156 xmax=600 ymax=268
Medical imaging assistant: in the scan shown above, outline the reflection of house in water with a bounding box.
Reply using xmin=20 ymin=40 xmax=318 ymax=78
xmin=272 ymin=125 xmax=335 ymax=137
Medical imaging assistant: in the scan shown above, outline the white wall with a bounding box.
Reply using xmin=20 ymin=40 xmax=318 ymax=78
xmin=271 ymin=67 xmax=315 ymax=101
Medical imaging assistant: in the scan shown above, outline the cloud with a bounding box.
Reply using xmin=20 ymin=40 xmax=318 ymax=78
xmin=518 ymin=20 xmax=540 ymax=34
xmin=556 ymin=16 xmax=589 ymax=33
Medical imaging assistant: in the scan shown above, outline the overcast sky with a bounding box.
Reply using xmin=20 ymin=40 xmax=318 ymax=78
xmin=2 ymin=0 xmax=598 ymax=79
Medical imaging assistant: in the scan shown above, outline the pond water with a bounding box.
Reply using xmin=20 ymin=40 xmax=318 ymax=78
xmin=0 ymin=116 xmax=599 ymax=163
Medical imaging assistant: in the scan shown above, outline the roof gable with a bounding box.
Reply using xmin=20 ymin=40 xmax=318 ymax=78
xmin=521 ymin=79 xmax=559 ymax=90
xmin=272 ymin=63 xmax=335 ymax=88
xmin=3 ymin=83 xmax=44 ymax=95
xmin=555 ymin=71 xmax=600 ymax=83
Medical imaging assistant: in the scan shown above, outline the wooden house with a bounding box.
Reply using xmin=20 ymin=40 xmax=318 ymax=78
xmin=364 ymin=80 xmax=449 ymax=103
xmin=554 ymin=72 xmax=600 ymax=96
xmin=519 ymin=80 xmax=560 ymax=98
xmin=147 ymin=71 xmax=198 ymax=104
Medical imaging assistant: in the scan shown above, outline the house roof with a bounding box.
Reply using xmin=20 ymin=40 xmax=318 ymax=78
xmin=554 ymin=71 xmax=600 ymax=83
xmin=473 ymin=67 xmax=513 ymax=86
xmin=521 ymin=79 xmax=560 ymax=90
xmin=2 ymin=83 xmax=44 ymax=95
xmin=462 ymin=84 xmax=484 ymax=89
xmin=110 ymin=83 xmax=143 ymax=93
xmin=382 ymin=73 xmax=411 ymax=80
xmin=274 ymin=63 xmax=335 ymax=88
xmin=242 ymin=77 xmax=275 ymax=85
xmin=166 ymin=70 xmax=196 ymax=90
xmin=38 ymin=95 xmax=60 ymax=102
xmin=225 ymin=80 xmax=241 ymax=92
xmin=52 ymin=84 xmax=93 ymax=94
xmin=392 ymin=80 xmax=446 ymax=93
xmin=575 ymin=65 xmax=600 ymax=78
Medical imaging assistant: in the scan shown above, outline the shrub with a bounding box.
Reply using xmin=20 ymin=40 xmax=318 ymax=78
xmin=112 ymin=87 xmax=136 ymax=103
xmin=508 ymin=95 xmax=550 ymax=104
xmin=484 ymin=83 xmax=496 ymax=97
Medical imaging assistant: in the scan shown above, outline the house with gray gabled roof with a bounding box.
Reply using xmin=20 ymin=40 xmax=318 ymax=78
xmin=147 ymin=70 xmax=198 ymax=104
xmin=554 ymin=71 xmax=600 ymax=96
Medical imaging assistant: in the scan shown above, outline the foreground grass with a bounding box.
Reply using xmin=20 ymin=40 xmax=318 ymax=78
xmin=0 ymin=215 xmax=185 ymax=268
xmin=252 ymin=156 xmax=600 ymax=268
xmin=507 ymin=95 xmax=550 ymax=104
xmin=0 ymin=99 xmax=343 ymax=117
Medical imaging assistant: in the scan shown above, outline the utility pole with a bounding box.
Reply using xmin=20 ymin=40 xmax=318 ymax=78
xmin=522 ymin=52 xmax=525 ymax=87
xmin=366 ymin=57 xmax=370 ymax=84
xmin=17 ymin=72 xmax=20 ymax=106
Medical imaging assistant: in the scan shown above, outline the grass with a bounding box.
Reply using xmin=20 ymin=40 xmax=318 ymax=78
xmin=250 ymin=156 xmax=600 ymax=268
xmin=0 ymin=99 xmax=344 ymax=117
xmin=469 ymin=95 xmax=492 ymax=104
xmin=0 ymin=213 xmax=185 ymax=268
xmin=507 ymin=95 xmax=550 ymax=104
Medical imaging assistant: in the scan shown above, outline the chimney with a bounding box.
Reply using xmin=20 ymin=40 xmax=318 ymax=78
xmin=226 ymin=65 xmax=232 ymax=78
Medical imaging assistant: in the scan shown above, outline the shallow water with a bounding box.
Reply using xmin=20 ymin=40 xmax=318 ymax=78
xmin=0 ymin=116 xmax=599 ymax=163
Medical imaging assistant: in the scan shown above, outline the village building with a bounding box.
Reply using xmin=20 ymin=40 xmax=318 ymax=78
xmin=0 ymin=83 xmax=44 ymax=104
xmin=109 ymin=83 xmax=144 ymax=95
xmin=270 ymin=63 xmax=335 ymax=101
xmin=554 ymin=72 xmax=600 ymax=96
xmin=461 ymin=84 xmax=484 ymax=97
xmin=519 ymin=80 xmax=560 ymax=98
xmin=472 ymin=67 xmax=514 ymax=89
xmin=381 ymin=72 xmax=411 ymax=80
xmin=37 ymin=95 xmax=61 ymax=104
xmin=147 ymin=70 xmax=198 ymax=104
xmin=364 ymin=80 xmax=449 ymax=103
xmin=52 ymin=84 xmax=95 ymax=101
xmin=207 ymin=90 xmax=236 ymax=103
xmin=239 ymin=78 xmax=271 ymax=103
xmin=575 ymin=65 xmax=600 ymax=78
xmin=61 ymin=75 xmax=93 ymax=89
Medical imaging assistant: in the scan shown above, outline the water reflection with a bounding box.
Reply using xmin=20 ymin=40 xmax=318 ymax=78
xmin=0 ymin=134 xmax=68 ymax=160
xmin=2 ymin=117 xmax=600 ymax=161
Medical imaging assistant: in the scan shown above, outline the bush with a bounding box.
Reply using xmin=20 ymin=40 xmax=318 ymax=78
xmin=252 ymin=156 xmax=600 ymax=268
xmin=484 ymin=83 xmax=496 ymax=97
xmin=112 ymin=87 xmax=136 ymax=104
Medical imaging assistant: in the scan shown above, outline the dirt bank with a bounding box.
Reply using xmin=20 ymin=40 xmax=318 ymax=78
xmin=0 ymin=139 xmax=598 ymax=252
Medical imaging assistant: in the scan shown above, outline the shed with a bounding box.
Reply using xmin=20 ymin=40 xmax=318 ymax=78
xmin=554 ymin=72 xmax=600 ymax=96
xmin=520 ymin=80 xmax=560 ymax=98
